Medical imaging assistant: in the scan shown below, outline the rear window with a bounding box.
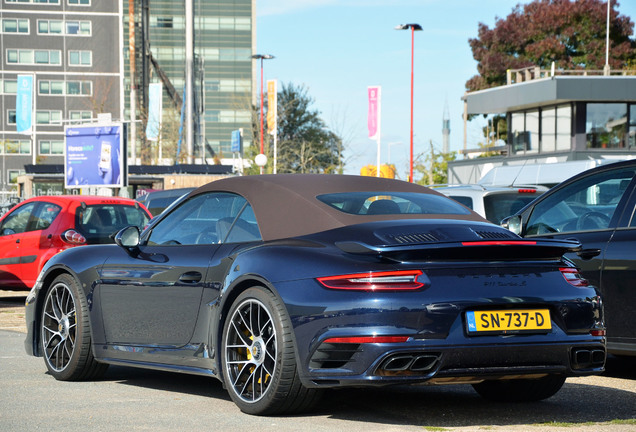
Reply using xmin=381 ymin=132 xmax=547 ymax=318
xmin=317 ymin=192 xmax=472 ymax=216
xmin=483 ymin=193 xmax=540 ymax=224
xmin=76 ymin=204 xmax=150 ymax=244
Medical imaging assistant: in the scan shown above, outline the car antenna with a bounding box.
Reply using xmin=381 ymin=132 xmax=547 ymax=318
xmin=509 ymin=159 xmax=529 ymax=187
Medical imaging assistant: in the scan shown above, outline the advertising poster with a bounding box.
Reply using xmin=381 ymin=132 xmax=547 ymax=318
xmin=65 ymin=124 xmax=125 ymax=188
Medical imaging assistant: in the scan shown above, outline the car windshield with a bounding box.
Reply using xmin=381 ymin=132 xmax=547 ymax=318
xmin=317 ymin=192 xmax=471 ymax=216
xmin=76 ymin=204 xmax=150 ymax=244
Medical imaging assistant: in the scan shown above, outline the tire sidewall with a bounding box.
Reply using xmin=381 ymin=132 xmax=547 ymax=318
xmin=220 ymin=287 xmax=292 ymax=415
xmin=41 ymin=273 xmax=89 ymax=380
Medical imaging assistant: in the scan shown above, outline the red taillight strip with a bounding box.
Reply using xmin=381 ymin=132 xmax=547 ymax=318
xmin=559 ymin=267 xmax=589 ymax=287
xmin=517 ymin=189 xmax=537 ymax=193
xmin=317 ymin=270 xmax=424 ymax=291
xmin=461 ymin=241 xmax=537 ymax=246
xmin=590 ymin=329 xmax=606 ymax=336
xmin=323 ymin=336 xmax=410 ymax=344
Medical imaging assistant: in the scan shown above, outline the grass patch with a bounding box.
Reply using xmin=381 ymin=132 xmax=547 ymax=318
xmin=609 ymin=419 xmax=636 ymax=425
xmin=423 ymin=427 xmax=449 ymax=431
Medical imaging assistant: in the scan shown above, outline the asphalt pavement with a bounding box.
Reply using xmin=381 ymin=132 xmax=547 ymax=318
xmin=1 ymin=289 xmax=635 ymax=431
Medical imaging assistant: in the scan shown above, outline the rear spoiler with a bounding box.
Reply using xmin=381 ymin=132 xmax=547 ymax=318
xmin=335 ymin=239 xmax=581 ymax=262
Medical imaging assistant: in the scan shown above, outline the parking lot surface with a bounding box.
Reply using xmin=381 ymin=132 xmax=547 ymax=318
xmin=1 ymin=289 xmax=634 ymax=431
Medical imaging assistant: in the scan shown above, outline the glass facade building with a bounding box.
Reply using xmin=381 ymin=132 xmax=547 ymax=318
xmin=124 ymin=0 xmax=254 ymax=163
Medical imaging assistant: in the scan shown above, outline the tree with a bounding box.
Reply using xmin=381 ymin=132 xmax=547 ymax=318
xmin=249 ymin=83 xmax=342 ymax=174
xmin=466 ymin=0 xmax=636 ymax=91
xmin=414 ymin=141 xmax=457 ymax=185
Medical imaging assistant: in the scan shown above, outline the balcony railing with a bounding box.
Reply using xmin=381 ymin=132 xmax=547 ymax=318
xmin=506 ymin=66 xmax=636 ymax=85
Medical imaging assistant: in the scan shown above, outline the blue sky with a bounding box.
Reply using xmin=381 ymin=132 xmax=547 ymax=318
xmin=255 ymin=0 xmax=636 ymax=179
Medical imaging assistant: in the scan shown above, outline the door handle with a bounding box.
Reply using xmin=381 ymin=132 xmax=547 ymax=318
xmin=178 ymin=271 xmax=202 ymax=284
xmin=15 ymin=239 xmax=20 ymax=244
xmin=577 ymin=248 xmax=601 ymax=260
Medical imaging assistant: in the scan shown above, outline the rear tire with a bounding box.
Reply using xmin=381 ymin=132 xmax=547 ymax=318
xmin=221 ymin=287 xmax=322 ymax=415
xmin=472 ymin=375 xmax=566 ymax=402
xmin=40 ymin=274 xmax=108 ymax=381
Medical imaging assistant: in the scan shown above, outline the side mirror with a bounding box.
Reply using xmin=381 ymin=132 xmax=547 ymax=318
xmin=501 ymin=215 xmax=522 ymax=235
xmin=114 ymin=225 xmax=140 ymax=249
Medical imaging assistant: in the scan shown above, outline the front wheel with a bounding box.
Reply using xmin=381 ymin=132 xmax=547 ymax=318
xmin=40 ymin=274 xmax=107 ymax=381
xmin=472 ymin=375 xmax=566 ymax=402
xmin=221 ymin=287 xmax=322 ymax=415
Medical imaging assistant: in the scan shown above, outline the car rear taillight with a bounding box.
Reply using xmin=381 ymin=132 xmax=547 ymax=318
xmin=559 ymin=267 xmax=589 ymax=287
xmin=317 ymin=270 xmax=424 ymax=291
xmin=323 ymin=336 xmax=410 ymax=344
xmin=517 ymin=189 xmax=537 ymax=193
xmin=61 ymin=229 xmax=86 ymax=245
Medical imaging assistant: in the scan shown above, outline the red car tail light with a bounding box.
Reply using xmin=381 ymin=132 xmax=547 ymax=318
xmin=61 ymin=229 xmax=86 ymax=245
xmin=517 ymin=189 xmax=537 ymax=193
xmin=559 ymin=267 xmax=589 ymax=287
xmin=317 ymin=270 xmax=424 ymax=291
xmin=323 ymin=336 xmax=410 ymax=344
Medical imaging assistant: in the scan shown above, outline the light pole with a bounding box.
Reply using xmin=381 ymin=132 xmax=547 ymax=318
xmin=395 ymin=23 xmax=422 ymax=183
xmin=252 ymin=54 xmax=275 ymax=174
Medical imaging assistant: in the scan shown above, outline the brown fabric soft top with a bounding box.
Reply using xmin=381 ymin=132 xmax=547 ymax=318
xmin=193 ymin=174 xmax=485 ymax=241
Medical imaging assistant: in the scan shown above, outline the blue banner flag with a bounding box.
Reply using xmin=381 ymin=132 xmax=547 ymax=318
xmin=16 ymin=75 xmax=33 ymax=134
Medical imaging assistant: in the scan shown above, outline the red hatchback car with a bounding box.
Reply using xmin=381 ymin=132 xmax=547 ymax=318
xmin=0 ymin=195 xmax=151 ymax=290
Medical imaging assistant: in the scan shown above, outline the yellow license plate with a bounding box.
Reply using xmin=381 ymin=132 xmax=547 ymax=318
xmin=466 ymin=309 xmax=551 ymax=334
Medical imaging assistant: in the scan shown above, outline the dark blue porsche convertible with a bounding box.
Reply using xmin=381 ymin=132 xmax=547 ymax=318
xmin=24 ymin=174 xmax=605 ymax=415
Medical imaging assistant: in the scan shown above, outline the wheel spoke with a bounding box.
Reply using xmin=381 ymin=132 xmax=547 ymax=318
xmin=42 ymin=282 xmax=78 ymax=373
xmin=225 ymin=296 xmax=278 ymax=405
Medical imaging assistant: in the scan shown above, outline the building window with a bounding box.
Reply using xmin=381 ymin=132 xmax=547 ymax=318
xmin=68 ymin=0 xmax=90 ymax=5
xmin=39 ymin=80 xmax=92 ymax=96
xmin=555 ymin=104 xmax=571 ymax=151
xmin=38 ymin=20 xmax=64 ymax=34
xmin=2 ymin=80 xmax=17 ymax=94
xmin=541 ymin=107 xmax=556 ymax=152
xmin=69 ymin=110 xmax=92 ymax=122
xmin=8 ymin=110 xmax=16 ymax=125
xmin=157 ymin=17 xmax=173 ymax=28
xmin=8 ymin=169 xmax=25 ymax=184
xmin=39 ymin=140 xmax=64 ymax=155
xmin=2 ymin=140 xmax=31 ymax=155
xmin=586 ymin=103 xmax=627 ymax=149
xmin=38 ymin=20 xmax=91 ymax=36
xmin=66 ymin=21 xmax=91 ymax=35
xmin=6 ymin=49 xmax=61 ymax=65
xmin=36 ymin=110 xmax=63 ymax=125
xmin=6 ymin=0 xmax=59 ymax=3
xmin=2 ymin=19 xmax=29 ymax=34
xmin=69 ymin=50 xmax=91 ymax=66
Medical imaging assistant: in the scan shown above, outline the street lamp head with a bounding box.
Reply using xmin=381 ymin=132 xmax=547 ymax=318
xmin=395 ymin=23 xmax=422 ymax=31
xmin=252 ymin=54 xmax=275 ymax=60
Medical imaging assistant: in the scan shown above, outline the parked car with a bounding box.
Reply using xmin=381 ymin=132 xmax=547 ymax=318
xmin=136 ymin=187 xmax=196 ymax=216
xmin=0 ymin=195 xmax=151 ymax=290
xmin=501 ymin=159 xmax=636 ymax=357
xmin=434 ymin=184 xmax=548 ymax=224
xmin=25 ymin=175 xmax=604 ymax=415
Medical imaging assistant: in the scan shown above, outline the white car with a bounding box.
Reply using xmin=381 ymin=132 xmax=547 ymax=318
xmin=433 ymin=184 xmax=548 ymax=224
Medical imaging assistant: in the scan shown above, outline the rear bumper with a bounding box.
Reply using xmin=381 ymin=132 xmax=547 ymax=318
xmin=301 ymin=339 xmax=606 ymax=388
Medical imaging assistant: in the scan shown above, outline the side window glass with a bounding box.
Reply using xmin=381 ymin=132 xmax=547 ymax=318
xmin=0 ymin=202 xmax=36 ymax=235
xmin=32 ymin=203 xmax=62 ymax=230
xmin=147 ymin=192 xmax=250 ymax=246
xmin=526 ymin=168 xmax=636 ymax=235
xmin=223 ymin=203 xmax=262 ymax=243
